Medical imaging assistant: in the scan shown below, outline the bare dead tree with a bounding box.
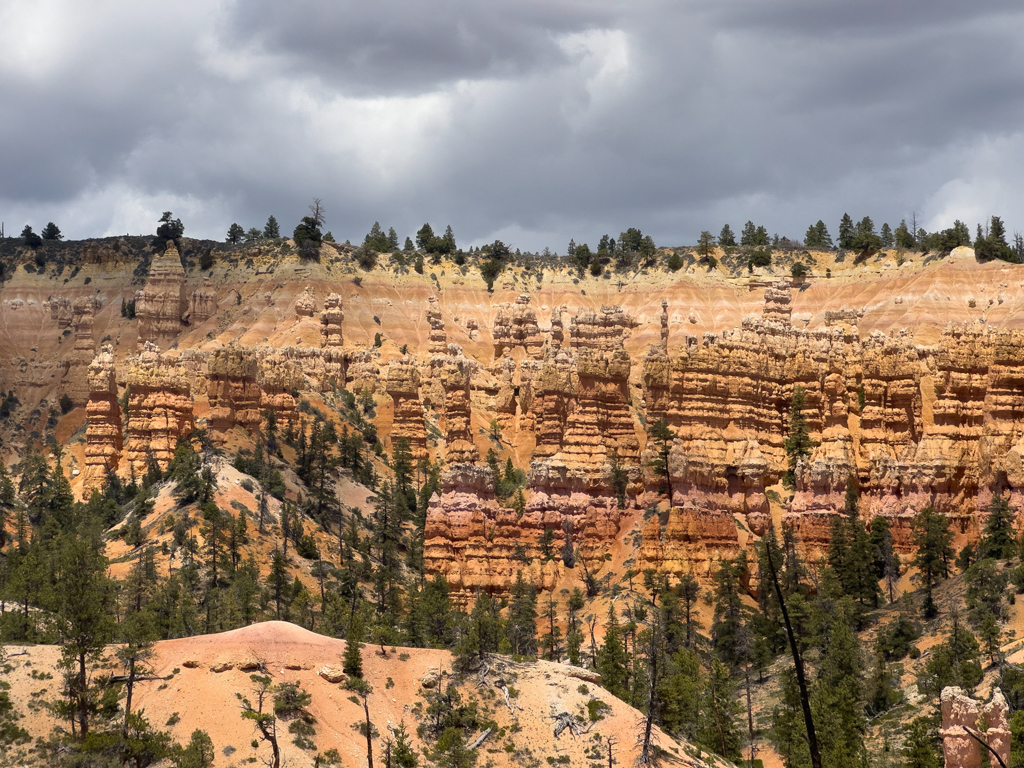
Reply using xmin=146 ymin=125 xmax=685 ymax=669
xmin=765 ymin=528 xmax=821 ymax=768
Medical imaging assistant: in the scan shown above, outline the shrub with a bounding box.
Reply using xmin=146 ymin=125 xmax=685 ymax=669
xmin=748 ymin=249 xmax=772 ymax=270
xmin=59 ymin=394 xmax=74 ymax=414
xmin=296 ymin=534 xmax=319 ymax=559
xmin=790 ymin=262 xmax=807 ymax=278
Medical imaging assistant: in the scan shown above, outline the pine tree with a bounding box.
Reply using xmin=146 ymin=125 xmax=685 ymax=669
xmin=505 ymin=571 xmax=538 ymax=657
xmin=597 ymin=603 xmax=630 ymax=701
xmin=980 ymin=493 xmax=1016 ymax=560
xmin=268 ymin=550 xmax=289 ymax=619
xmin=566 ymin=588 xmax=585 ymax=666
xmin=811 ymin=605 xmax=867 ymax=766
xmin=540 ymin=593 xmax=562 ymax=661
xmin=264 ymin=216 xmax=280 ymax=239
xmin=719 ymin=224 xmax=736 ymax=247
xmin=917 ymin=610 xmax=983 ymax=695
xmin=392 ymin=721 xmax=418 ymax=768
xmin=697 ymin=660 xmax=742 ymax=761
xmin=880 ymin=222 xmax=893 ymax=248
xmin=901 ymin=718 xmax=941 ymax=768
xmin=343 ymin=621 xmax=364 ymax=678
xmin=711 ymin=558 xmax=750 ymax=670
xmin=783 ymin=387 xmax=812 ymax=487
xmin=912 ymin=507 xmax=954 ymax=618
xmin=226 ymin=223 xmax=245 ymax=243
xmin=647 ymin=419 xmax=675 ymax=501
xmin=769 ymin=667 xmax=811 ymax=768
xmin=52 ymin=532 xmax=115 ymax=738
xmin=838 ymin=213 xmax=855 ymax=249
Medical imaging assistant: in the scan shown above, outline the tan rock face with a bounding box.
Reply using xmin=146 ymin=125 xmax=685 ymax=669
xmin=493 ymin=294 xmax=544 ymax=358
xmin=82 ymin=345 xmax=122 ymax=493
xmin=940 ymin=687 xmax=1010 ymax=768
xmin=119 ymin=343 xmax=194 ymax=475
xmin=386 ymin=355 xmax=428 ymax=459
xmin=207 ymin=345 xmax=261 ymax=435
xmin=257 ymin=351 xmax=304 ymax=433
xmin=63 ymin=297 xmax=99 ymax=404
xmin=294 ymin=286 xmax=316 ymax=318
xmin=185 ymin=277 xmax=217 ymax=325
xmin=320 ymin=293 xmax=343 ymax=348
xmin=136 ymin=241 xmax=186 ymax=350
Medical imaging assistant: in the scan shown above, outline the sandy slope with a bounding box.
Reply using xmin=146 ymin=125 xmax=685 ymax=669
xmin=3 ymin=621 xmax=734 ymax=768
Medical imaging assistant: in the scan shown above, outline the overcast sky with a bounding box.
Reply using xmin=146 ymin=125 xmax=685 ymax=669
xmin=2 ymin=0 xmax=1023 ymax=252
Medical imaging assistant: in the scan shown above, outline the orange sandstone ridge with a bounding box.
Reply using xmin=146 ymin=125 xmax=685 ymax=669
xmin=5 ymin=240 xmax=1024 ymax=596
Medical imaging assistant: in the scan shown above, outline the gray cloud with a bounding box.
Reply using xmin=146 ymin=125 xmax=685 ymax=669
xmin=1 ymin=0 xmax=1023 ymax=250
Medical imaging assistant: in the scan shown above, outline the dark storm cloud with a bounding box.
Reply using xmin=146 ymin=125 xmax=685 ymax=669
xmin=227 ymin=0 xmax=616 ymax=95
xmin=1 ymin=0 xmax=1022 ymax=249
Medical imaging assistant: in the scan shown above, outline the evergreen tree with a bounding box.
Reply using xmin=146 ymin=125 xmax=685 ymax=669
xmin=566 ymin=588 xmax=585 ymax=666
xmin=597 ymin=603 xmax=630 ymax=701
xmin=505 ymin=571 xmax=538 ymax=657
xmin=980 ymin=493 xmax=1016 ymax=560
xmin=917 ymin=610 xmax=983 ymax=695
xmin=264 ymin=215 xmax=281 ymax=239
xmin=268 ymin=550 xmax=289 ymax=619
xmin=718 ymin=224 xmax=736 ymax=247
xmin=41 ymin=221 xmax=63 ymax=240
xmin=455 ymin=592 xmax=503 ymax=669
xmin=343 ymin=621 xmax=364 ymax=678
xmin=880 ymin=222 xmax=893 ymax=248
xmin=392 ymin=721 xmax=418 ymax=768
xmin=769 ymin=667 xmax=811 ymax=768
xmin=804 ymin=220 xmax=833 ymax=249
xmin=711 ymin=558 xmax=750 ymax=670
xmin=912 ymin=507 xmax=954 ymax=618
xmin=901 ymin=718 xmax=941 ymax=768
xmin=226 ymin=223 xmax=245 ymax=243
xmin=540 ymin=593 xmax=562 ymax=661
xmin=697 ymin=660 xmax=742 ymax=761
xmin=783 ymin=386 xmax=813 ymax=487
xmin=811 ymin=605 xmax=867 ymax=766
xmin=895 ymin=219 xmax=916 ymax=249
xmin=838 ymin=213 xmax=855 ymax=249
xmin=647 ymin=419 xmax=675 ymax=501
xmin=52 ymin=532 xmax=115 ymax=738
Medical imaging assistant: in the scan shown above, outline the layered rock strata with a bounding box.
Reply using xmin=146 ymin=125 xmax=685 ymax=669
xmin=207 ymin=345 xmax=262 ymax=434
xmin=82 ymin=345 xmax=122 ymax=492
xmin=320 ymin=293 xmax=343 ymax=348
xmin=119 ymin=343 xmax=194 ymax=475
xmin=135 ymin=241 xmax=187 ymax=349
xmin=940 ymin=687 xmax=1009 ymax=768
xmin=185 ymin=278 xmax=217 ymax=324
xmin=386 ymin=355 xmax=428 ymax=459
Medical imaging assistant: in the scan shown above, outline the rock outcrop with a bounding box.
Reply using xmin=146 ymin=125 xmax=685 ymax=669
xmin=493 ymin=294 xmax=544 ymax=358
xmin=135 ymin=241 xmax=187 ymax=349
xmin=185 ymin=278 xmax=217 ymax=325
xmin=294 ymin=287 xmax=316 ymax=318
xmin=82 ymin=346 xmax=122 ymax=492
xmin=257 ymin=352 xmax=304 ymax=433
xmin=386 ymin=355 xmax=428 ymax=459
xmin=207 ymin=345 xmax=261 ymax=435
xmin=320 ymin=293 xmax=343 ymax=348
xmin=119 ymin=343 xmax=194 ymax=475
xmin=940 ymin=687 xmax=1010 ymax=768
